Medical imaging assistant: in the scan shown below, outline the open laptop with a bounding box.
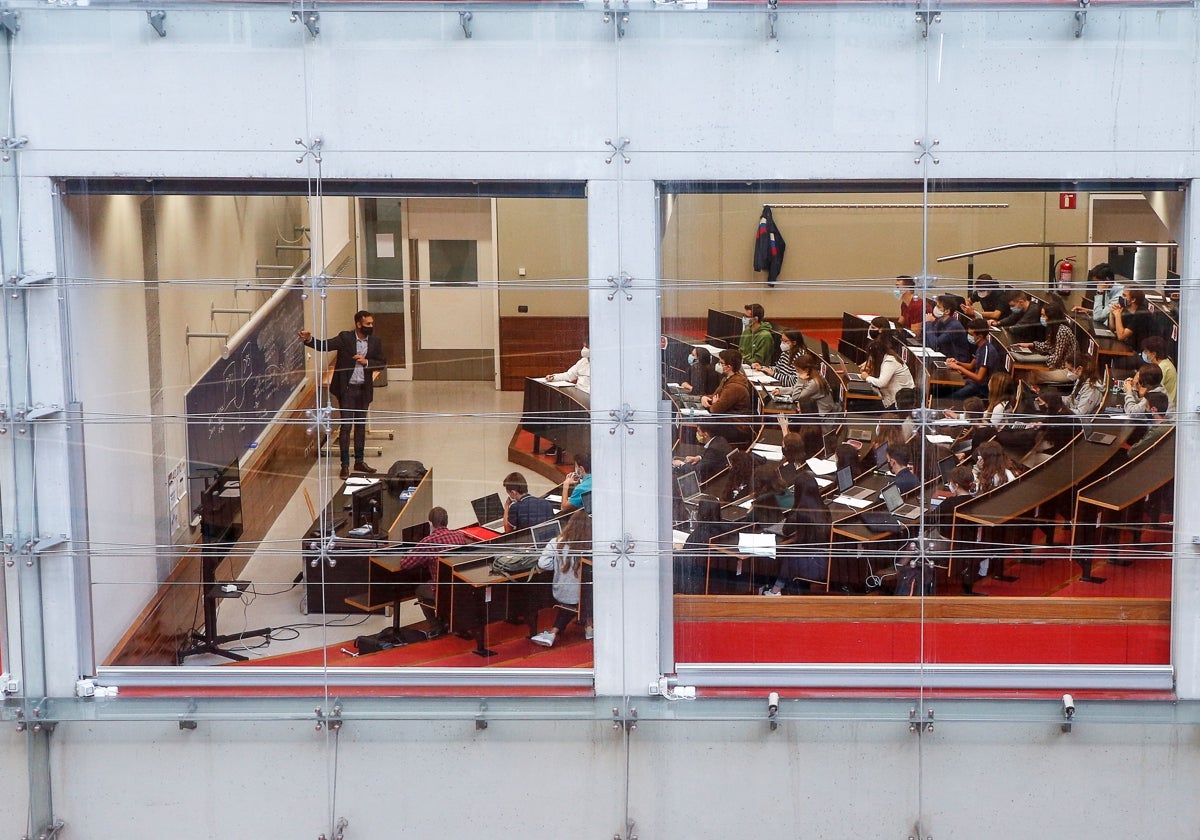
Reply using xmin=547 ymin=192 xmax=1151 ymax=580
xmin=880 ymin=483 xmax=922 ymax=518
xmin=938 ymin=454 xmax=958 ymax=485
xmin=823 ymin=429 xmax=840 ymax=458
xmin=836 ymin=466 xmax=876 ymax=501
xmin=677 ymin=471 xmax=704 ymax=506
xmin=531 ymin=518 xmax=563 ymax=548
xmin=470 ymin=492 xmax=506 ymax=531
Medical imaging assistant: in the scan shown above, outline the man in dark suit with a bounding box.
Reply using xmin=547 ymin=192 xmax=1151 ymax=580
xmin=672 ymin=424 xmax=732 ymax=483
xmin=299 ymin=310 xmax=387 ymax=479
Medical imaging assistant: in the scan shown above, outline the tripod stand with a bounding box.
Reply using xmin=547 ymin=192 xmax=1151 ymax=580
xmin=177 ymin=550 xmax=271 ymax=663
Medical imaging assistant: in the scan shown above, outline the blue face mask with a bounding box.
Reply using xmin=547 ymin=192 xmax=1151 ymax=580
xmin=687 ymin=354 xmax=697 ymax=366
xmin=1141 ymin=351 xmax=1153 ymax=364
xmin=742 ymin=316 xmax=751 ymax=328
xmin=893 ymin=288 xmax=903 ymax=300
xmin=1040 ymin=316 xmax=1048 ymax=327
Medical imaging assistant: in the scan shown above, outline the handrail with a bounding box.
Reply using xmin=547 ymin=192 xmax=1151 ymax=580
xmin=937 ymin=241 xmax=1178 ymax=263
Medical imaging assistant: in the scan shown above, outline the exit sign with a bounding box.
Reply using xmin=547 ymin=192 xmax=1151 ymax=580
xmin=1060 ymin=192 xmax=1078 ymax=210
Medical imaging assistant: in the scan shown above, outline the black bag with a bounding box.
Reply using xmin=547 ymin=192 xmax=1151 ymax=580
xmin=894 ymin=559 xmax=936 ymax=596
xmin=355 ymin=627 xmax=402 ymax=653
xmin=385 ymin=460 xmax=426 ymax=495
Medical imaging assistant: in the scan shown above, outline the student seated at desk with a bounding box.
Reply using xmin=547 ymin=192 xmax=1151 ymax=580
xmin=701 ymin=349 xmax=754 ymax=447
xmin=1140 ymin=336 xmax=1177 ymax=405
xmin=985 ymin=373 xmax=1017 ymax=426
xmin=673 ymin=424 xmax=732 ymax=483
xmin=929 ymin=465 xmax=981 ymax=593
xmin=546 ymin=343 xmax=590 ymax=393
xmin=973 ymin=440 xmax=1017 ymax=490
xmin=502 ymin=471 xmax=555 ymax=532
xmin=1109 ymin=289 xmax=1155 ymax=371
xmin=754 ymin=329 xmax=802 ymax=386
xmin=760 ymin=474 xmax=832 ymax=596
xmin=773 ymin=355 xmax=837 ymax=414
xmin=680 ymin=346 xmax=722 ymax=397
xmin=961 ymin=274 xmax=1012 ymax=323
xmin=676 ymin=496 xmax=724 ymax=595
xmin=1062 ymin=354 xmax=1105 ymax=417
xmin=739 ymin=303 xmax=776 ymax=368
xmin=862 ymin=335 xmax=915 ymax=410
xmin=1073 ymin=263 xmax=1123 ymax=325
xmin=885 ymin=443 xmax=920 ymax=494
xmin=530 ymin=510 xmax=592 ymax=647
xmin=398 ymin=506 xmax=471 ymax=637
xmin=992 ymin=290 xmax=1043 ymax=343
xmin=560 ymin=453 xmax=592 ymax=514
xmin=895 ymin=276 xmax=932 ymax=338
xmin=1122 ymin=363 xmax=1169 ymax=417
xmin=1013 ymin=297 xmax=1077 ymax=386
xmin=946 ymin=319 xmax=1005 ymax=400
xmin=1127 ymin=391 xmax=1170 ymax=458
xmin=925 ymin=295 xmax=973 ymax=362
xmin=777 ymin=432 xmax=809 ymax=488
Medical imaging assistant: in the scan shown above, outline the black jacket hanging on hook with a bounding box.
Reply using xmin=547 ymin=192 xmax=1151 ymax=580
xmin=753 ymin=205 xmax=786 ymax=286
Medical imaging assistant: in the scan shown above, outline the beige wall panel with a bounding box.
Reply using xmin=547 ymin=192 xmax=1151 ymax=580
xmin=496 ymin=197 xmax=588 ymax=317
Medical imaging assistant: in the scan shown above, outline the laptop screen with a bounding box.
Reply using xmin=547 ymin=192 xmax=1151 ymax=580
xmin=531 ymin=518 xmax=563 ymax=548
xmin=836 ymin=465 xmax=853 ymax=493
xmin=677 ymin=471 xmax=701 ymax=501
xmin=938 ymin=454 xmax=957 ymax=484
xmin=880 ymin=484 xmax=903 ymax=512
xmin=470 ymin=493 xmax=504 ymax=525
xmin=823 ymin=430 xmax=839 ymax=457
xmin=874 ymin=444 xmax=890 ymax=466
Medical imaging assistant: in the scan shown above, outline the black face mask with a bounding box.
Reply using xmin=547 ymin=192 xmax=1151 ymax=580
xmin=359 ymin=326 xmax=374 ymax=337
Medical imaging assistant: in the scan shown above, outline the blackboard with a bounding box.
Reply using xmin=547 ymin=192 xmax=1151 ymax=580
xmin=185 ymin=290 xmax=306 ymax=473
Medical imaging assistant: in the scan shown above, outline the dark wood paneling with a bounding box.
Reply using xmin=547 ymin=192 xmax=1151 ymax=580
xmin=498 ymin=316 xmax=588 ymax=390
xmin=104 ymin=385 xmax=319 ymax=666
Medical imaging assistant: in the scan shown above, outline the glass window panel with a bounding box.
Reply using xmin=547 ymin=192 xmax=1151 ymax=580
xmin=660 ymin=185 xmax=1178 ymax=676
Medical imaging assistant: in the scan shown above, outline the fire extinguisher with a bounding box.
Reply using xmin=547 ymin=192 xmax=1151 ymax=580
xmin=1054 ymin=257 xmax=1075 ymax=295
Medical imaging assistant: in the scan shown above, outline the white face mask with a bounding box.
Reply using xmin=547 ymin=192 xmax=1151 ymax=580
xmin=932 ymin=306 xmax=945 ymax=318
xmin=580 ymin=347 xmax=590 ymax=358
xmin=780 ymin=341 xmax=792 ymax=353
xmin=714 ymin=362 xmax=725 ymax=375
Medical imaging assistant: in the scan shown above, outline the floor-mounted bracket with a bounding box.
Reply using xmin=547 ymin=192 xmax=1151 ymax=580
xmin=0 ymin=10 xmax=19 ymax=37
xmin=291 ymin=5 xmax=320 ymax=37
xmin=1073 ymin=0 xmax=1088 ymax=38
xmin=909 ymin=706 xmax=934 ymax=733
xmin=602 ymin=0 xmax=629 ymax=38
xmin=146 ymin=10 xmax=166 ymax=37
xmin=915 ymin=7 xmax=940 ymax=38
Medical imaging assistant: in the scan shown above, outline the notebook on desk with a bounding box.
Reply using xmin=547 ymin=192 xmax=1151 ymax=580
xmin=470 ymin=492 xmax=506 ymax=530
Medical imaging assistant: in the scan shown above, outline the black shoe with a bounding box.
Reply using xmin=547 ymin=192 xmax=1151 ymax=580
xmin=353 ymin=461 xmax=378 ymax=474
xmin=339 ymin=464 xmax=350 ymax=479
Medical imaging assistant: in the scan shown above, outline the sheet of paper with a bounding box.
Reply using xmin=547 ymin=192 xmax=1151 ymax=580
xmin=806 ymin=457 xmax=838 ymax=476
xmin=925 ymin=434 xmax=955 ymax=444
xmin=737 ymin=532 xmax=777 ymax=557
xmin=815 ymin=476 xmax=832 ymax=488
xmin=832 ymin=495 xmax=873 ymax=509
xmin=672 ymin=529 xmax=689 ymax=550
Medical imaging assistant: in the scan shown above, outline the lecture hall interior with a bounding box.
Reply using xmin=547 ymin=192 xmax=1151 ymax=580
xmin=3 ymin=2 xmax=1200 ymax=839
